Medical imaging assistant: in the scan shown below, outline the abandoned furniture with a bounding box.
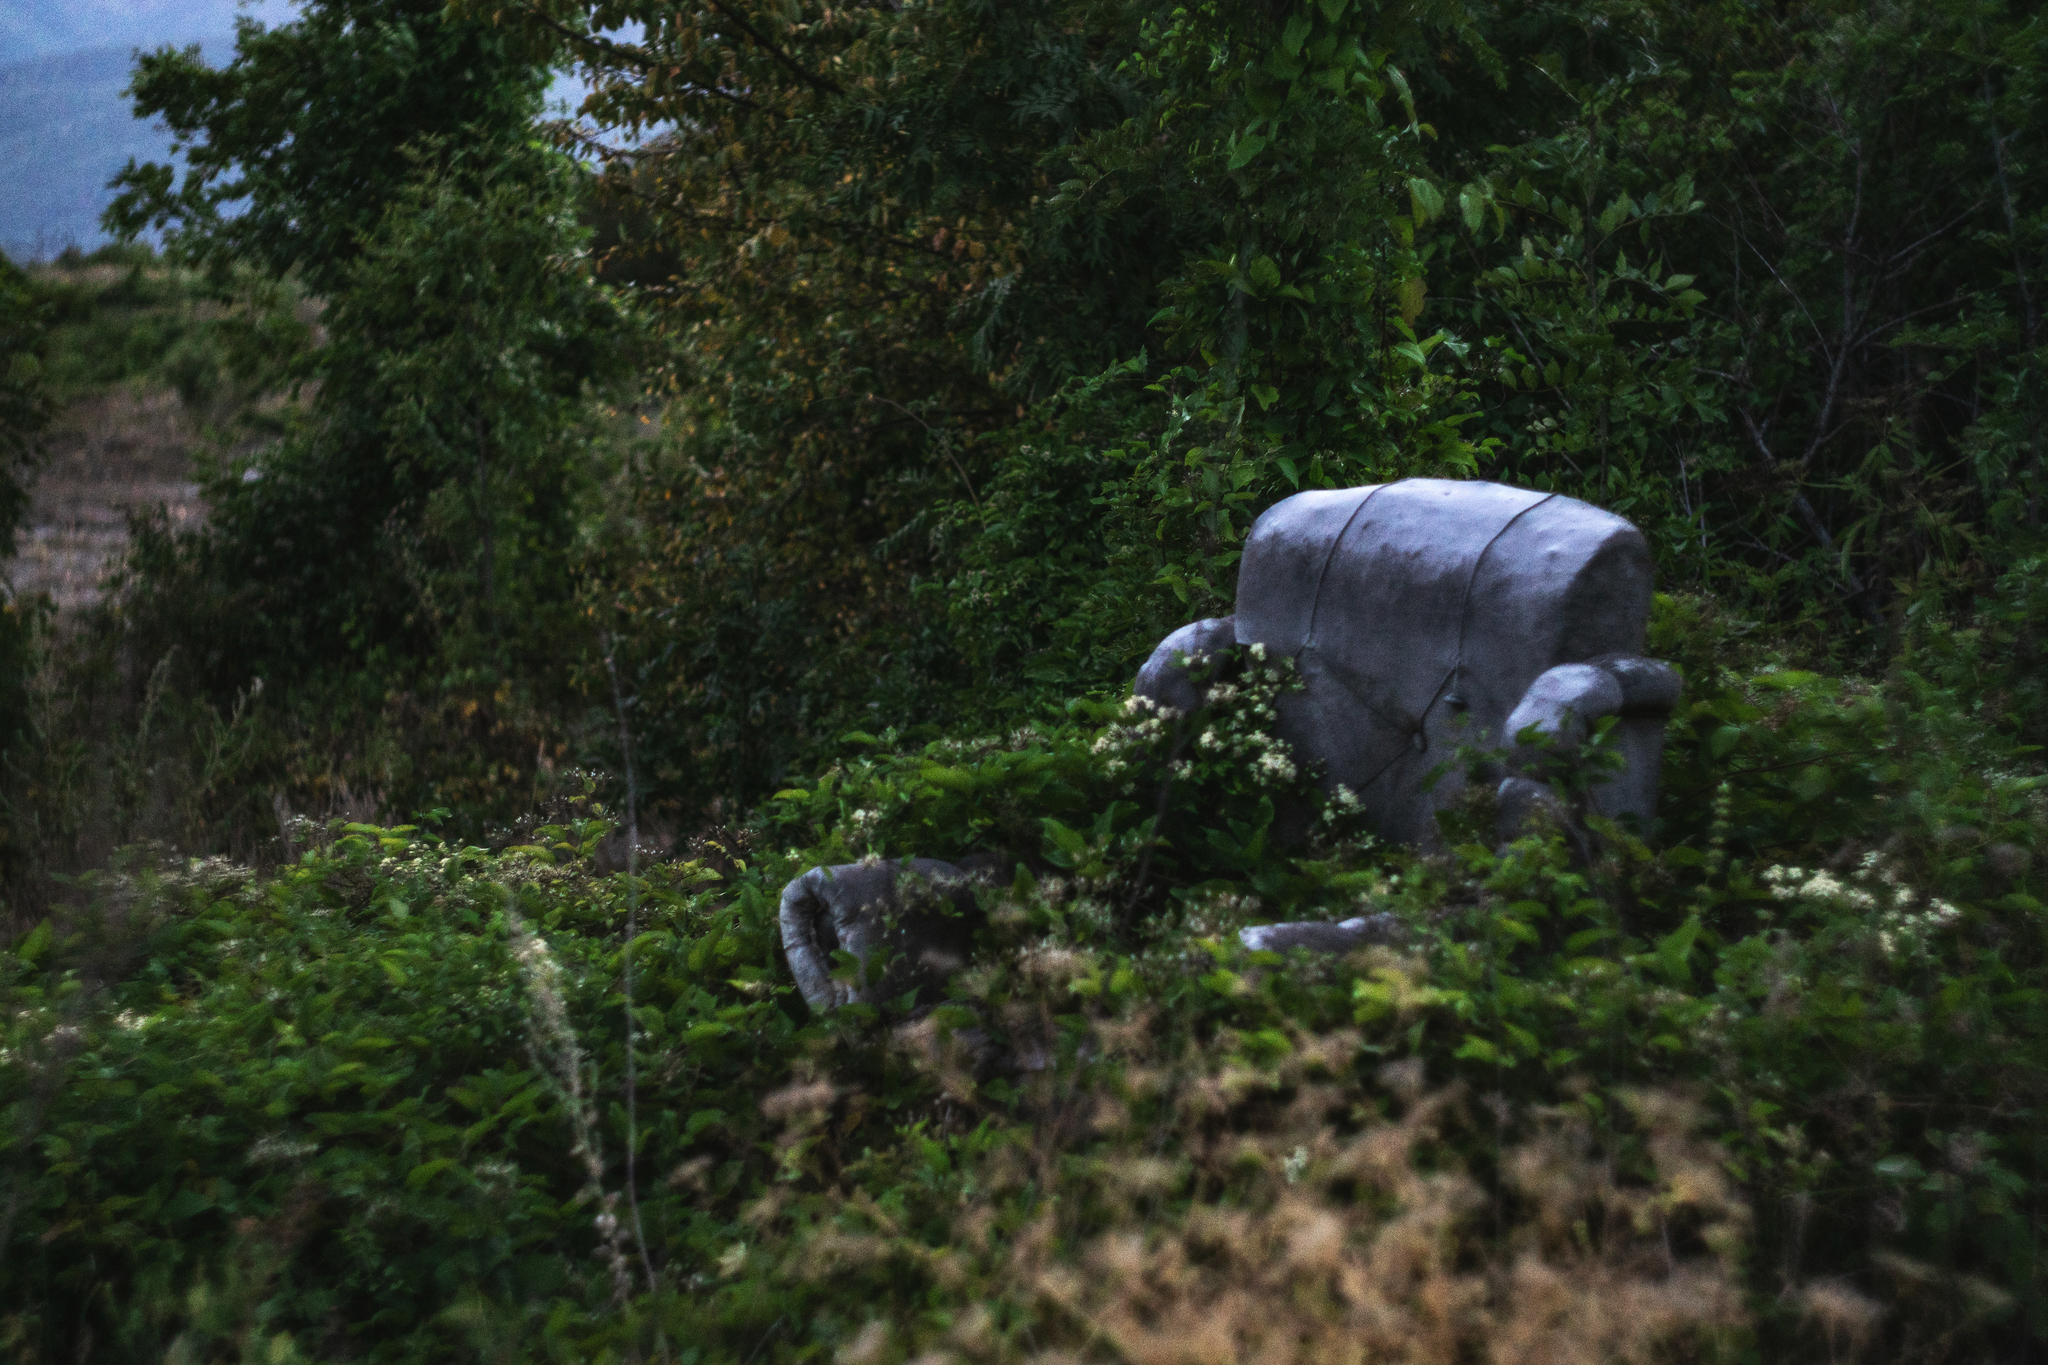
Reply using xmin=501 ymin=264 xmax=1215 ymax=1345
xmin=781 ymin=481 xmax=1683 ymax=1000
xmin=1138 ymin=478 xmax=1682 ymax=845
xmin=778 ymin=858 xmax=981 ymax=1012
xmin=1238 ymin=913 xmax=1406 ymax=955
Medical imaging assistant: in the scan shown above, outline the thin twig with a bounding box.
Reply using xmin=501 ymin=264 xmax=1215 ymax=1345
xmin=704 ymin=0 xmax=846 ymax=96
xmin=865 ymin=395 xmax=982 ymax=508
xmin=523 ymin=10 xmax=764 ymax=111
xmin=1738 ymin=407 xmax=1880 ymax=625
xmin=605 ymin=642 xmax=661 ymax=1302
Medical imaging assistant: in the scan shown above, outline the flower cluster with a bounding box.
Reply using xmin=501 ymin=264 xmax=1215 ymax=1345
xmin=844 ymin=807 xmax=882 ymax=846
xmin=1188 ymin=649 xmax=1301 ymax=790
xmin=1761 ymin=852 xmax=1962 ymax=959
xmin=1319 ymin=783 xmax=1364 ymax=827
xmin=1091 ymin=693 xmax=1183 ymax=779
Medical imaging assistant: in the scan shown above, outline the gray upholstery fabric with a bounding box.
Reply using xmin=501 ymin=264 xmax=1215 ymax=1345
xmin=1135 ymin=479 xmax=1681 ymax=844
xmin=1133 ymin=616 xmax=1237 ymax=716
xmin=1238 ymin=913 xmax=1406 ymax=954
xmin=778 ymin=858 xmax=979 ymax=1011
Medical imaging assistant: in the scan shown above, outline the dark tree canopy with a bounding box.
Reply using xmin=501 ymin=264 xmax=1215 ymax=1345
xmin=107 ymin=0 xmax=553 ymax=294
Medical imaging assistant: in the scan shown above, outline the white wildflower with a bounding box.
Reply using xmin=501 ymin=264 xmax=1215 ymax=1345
xmin=1255 ymin=748 xmax=1296 ymax=783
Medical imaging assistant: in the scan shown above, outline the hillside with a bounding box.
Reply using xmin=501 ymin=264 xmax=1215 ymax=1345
xmin=1 ymin=0 xmax=2044 ymax=1359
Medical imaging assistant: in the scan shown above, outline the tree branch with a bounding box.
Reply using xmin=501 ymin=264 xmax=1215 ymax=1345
xmin=1985 ymin=72 xmax=2040 ymax=350
xmin=1739 ymin=408 xmax=1882 ymax=623
xmin=703 ymin=0 xmax=846 ymax=96
xmin=524 ymin=12 xmax=763 ymax=112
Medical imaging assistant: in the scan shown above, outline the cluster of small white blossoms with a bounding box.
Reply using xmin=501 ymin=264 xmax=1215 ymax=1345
xmin=1319 ymin=782 xmax=1365 ymax=829
xmin=1761 ymin=851 xmax=1962 ymax=959
xmin=1192 ymin=645 xmax=1302 ymax=789
xmin=844 ymin=807 xmax=883 ymax=845
xmin=1091 ymin=692 xmax=1183 ymax=781
xmin=1091 ymin=643 xmax=1307 ymax=790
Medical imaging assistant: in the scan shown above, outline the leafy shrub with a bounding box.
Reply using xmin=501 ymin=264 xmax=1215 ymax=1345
xmin=6 ymin=601 xmax=2045 ymax=1359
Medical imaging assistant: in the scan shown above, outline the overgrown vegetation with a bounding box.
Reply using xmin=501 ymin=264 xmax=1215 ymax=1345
xmin=2 ymin=0 xmax=2045 ymax=1356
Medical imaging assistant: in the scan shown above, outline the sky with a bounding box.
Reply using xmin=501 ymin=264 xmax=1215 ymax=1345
xmin=0 ymin=0 xmax=296 ymax=67
xmin=0 ymin=1 xmax=595 ymax=262
xmin=0 ymin=1 xmax=296 ymax=258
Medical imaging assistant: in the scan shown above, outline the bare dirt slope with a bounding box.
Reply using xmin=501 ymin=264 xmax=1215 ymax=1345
xmin=10 ymin=386 xmax=203 ymax=609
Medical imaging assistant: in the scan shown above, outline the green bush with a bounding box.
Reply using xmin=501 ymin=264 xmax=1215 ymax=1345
xmin=6 ymin=604 xmax=2044 ymax=1359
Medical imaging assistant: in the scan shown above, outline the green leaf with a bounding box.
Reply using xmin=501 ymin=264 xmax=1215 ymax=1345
xmin=1282 ymin=15 xmax=1312 ymax=56
xmin=1041 ymin=817 xmax=1089 ymax=866
xmin=161 ymin=1188 xmax=214 ymax=1221
xmin=1459 ymin=186 xmax=1484 ymax=232
xmin=1753 ymin=670 xmax=1822 ymax=691
xmin=14 ymin=919 xmax=51 ymax=966
xmin=1228 ymin=134 xmax=1268 ymax=171
xmin=1455 ymin=1034 xmax=1503 ymax=1064
xmin=1654 ymin=916 xmax=1700 ymax=986
xmin=1249 ymin=255 xmax=1282 ymax=289
xmin=1875 ymin=1154 xmax=1927 ymax=1182
xmin=918 ymin=766 xmax=979 ymax=791
xmin=1407 ymin=178 xmax=1443 ymax=224
xmin=1397 ymin=276 xmax=1427 ymax=321
xmin=1316 ymin=0 xmax=1348 ymax=20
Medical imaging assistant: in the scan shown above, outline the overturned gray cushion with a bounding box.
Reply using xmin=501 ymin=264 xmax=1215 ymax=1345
xmin=1239 ymin=913 xmax=1406 ymax=954
xmin=1137 ymin=479 xmax=1680 ymax=843
xmin=1133 ymin=616 xmax=1237 ymax=716
xmin=779 ymin=858 xmax=980 ymax=1011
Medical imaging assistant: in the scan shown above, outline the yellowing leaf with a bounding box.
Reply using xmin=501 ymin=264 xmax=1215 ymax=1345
xmin=1397 ymin=276 xmax=1427 ymax=322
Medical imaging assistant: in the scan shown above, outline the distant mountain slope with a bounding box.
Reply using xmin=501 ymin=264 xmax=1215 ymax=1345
xmin=0 ymin=43 xmax=193 ymax=259
xmin=0 ymin=2 xmax=292 ymax=260
xmin=0 ymin=0 xmax=284 ymax=66
xmin=0 ymin=2 xmax=589 ymax=261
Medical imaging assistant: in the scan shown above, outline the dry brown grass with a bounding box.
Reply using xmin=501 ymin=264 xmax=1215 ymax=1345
xmin=10 ymin=385 xmax=201 ymax=609
xmin=763 ymin=964 xmax=1753 ymax=1365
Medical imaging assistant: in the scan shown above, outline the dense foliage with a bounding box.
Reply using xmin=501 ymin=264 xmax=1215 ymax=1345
xmin=5 ymin=609 xmax=2047 ymax=1360
xmin=1 ymin=0 xmax=2046 ymax=1356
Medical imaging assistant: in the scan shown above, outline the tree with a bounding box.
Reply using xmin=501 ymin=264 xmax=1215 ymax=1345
xmin=0 ymin=249 xmax=51 ymax=889
xmin=140 ymin=141 xmax=627 ymax=693
xmin=107 ymin=0 xmax=552 ymax=295
xmin=498 ymin=0 xmax=1488 ymax=803
xmin=0 ymin=250 xmax=48 ymax=568
xmin=104 ymin=0 xmax=629 ymax=823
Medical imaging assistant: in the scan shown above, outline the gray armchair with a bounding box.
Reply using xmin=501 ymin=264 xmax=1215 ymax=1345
xmin=1137 ymin=479 xmax=1680 ymax=845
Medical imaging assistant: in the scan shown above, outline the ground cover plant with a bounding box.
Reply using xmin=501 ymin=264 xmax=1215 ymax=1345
xmin=1 ymin=0 xmax=2046 ymax=1357
xmin=3 ymin=599 xmax=2045 ymax=1360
